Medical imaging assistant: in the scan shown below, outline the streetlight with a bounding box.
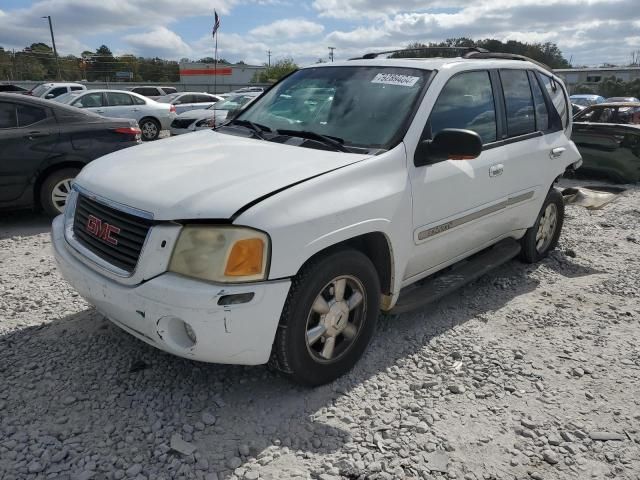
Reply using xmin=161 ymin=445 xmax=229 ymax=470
xmin=42 ymin=15 xmax=61 ymax=80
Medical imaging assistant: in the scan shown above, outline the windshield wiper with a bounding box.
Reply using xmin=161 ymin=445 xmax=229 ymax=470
xmin=276 ymin=129 xmax=349 ymax=152
xmin=227 ymin=119 xmax=272 ymax=139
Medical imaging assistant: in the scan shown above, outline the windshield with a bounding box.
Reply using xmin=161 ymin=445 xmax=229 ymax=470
xmin=571 ymin=98 xmax=593 ymax=106
xmin=30 ymin=84 xmax=49 ymax=96
xmin=236 ymin=66 xmax=431 ymax=150
xmin=53 ymin=92 xmax=76 ymax=103
xmin=209 ymin=95 xmax=256 ymax=110
xmin=157 ymin=93 xmax=181 ymax=103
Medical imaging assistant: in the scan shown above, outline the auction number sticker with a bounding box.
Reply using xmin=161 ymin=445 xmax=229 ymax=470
xmin=371 ymin=73 xmax=420 ymax=87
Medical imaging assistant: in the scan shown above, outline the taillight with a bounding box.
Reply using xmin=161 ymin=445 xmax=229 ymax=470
xmin=169 ymin=105 xmax=176 ymax=113
xmin=114 ymin=127 xmax=141 ymax=135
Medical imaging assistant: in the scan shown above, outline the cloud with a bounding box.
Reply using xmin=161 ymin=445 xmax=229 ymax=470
xmin=124 ymin=27 xmax=192 ymax=57
xmin=249 ymin=18 xmax=324 ymax=39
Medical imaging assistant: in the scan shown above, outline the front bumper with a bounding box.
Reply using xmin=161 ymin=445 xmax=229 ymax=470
xmin=52 ymin=216 xmax=291 ymax=365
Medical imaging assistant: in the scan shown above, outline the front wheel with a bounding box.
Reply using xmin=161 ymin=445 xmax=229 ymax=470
xmin=139 ymin=118 xmax=160 ymax=141
xmin=520 ymin=188 xmax=564 ymax=263
xmin=271 ymin=249 xmax=381 ymax=386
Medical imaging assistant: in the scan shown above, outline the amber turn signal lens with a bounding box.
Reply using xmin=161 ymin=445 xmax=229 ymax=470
xmin=224 ymin=238 xmax=265 ymax=277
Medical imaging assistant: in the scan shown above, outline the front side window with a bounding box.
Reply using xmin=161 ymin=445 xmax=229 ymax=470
xmin=106 ymin=92 xmax=133 ymax=106
xmin=574 ymin=106 xmax=616 ymax=123
xmin=428 ymin=70 xmax=497 ymax=145
xmin=538 ymin=73 xmax=569 ymax=128
xmin=237 ymin=66 xmax=431 ymax=150
xmin=48 ymin=87 xmax=68 ymax=98
xmin=500 ymin=69 xmax=535 ymax=137
xmin=16 ymin=104 xmax=47 ymax=126
xmin=0 ymin=102 xmax=17 ymax=128
xmin=73 ymin=92 xmax=104 ymax=108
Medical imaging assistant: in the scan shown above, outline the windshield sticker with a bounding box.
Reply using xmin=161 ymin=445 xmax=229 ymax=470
xmin=371 ymin=73 xmax=420 ymax=87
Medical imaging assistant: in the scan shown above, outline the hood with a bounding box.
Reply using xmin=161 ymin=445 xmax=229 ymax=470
xmin=75 ymin=130 xmax=370 ymax=220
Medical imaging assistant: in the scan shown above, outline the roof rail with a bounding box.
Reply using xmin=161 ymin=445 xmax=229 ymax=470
xmin=462 ymin=51 xmax=553 ymax=72
xmin=349 ymin=47 xmax=555 ymax=73
xmin=349 ymin=46 xmax=489 ymax=60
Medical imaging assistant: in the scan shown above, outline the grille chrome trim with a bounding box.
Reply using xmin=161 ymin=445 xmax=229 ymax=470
xmin=64 ymin=185 xmax=154 ymax=278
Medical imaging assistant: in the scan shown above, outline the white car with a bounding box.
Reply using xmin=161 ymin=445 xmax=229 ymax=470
xmin=169 ymin=93 xmax=259 ymax=135
xmin=55 ymin=90 xmax=176 ymax=141
xmin=28 ymin=82 xmax=86 ymax=99
xmin=53 ymin=50 xmax=582 ymax=386
xmin=156 ymin=92 xmax=223 ymax=115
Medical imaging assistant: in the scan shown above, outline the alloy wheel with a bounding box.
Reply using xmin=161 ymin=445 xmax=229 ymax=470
xmin=535 ymin=203 xmax=558 ymax=253
xmin=51 ymin=178 xmax=73 ymax=214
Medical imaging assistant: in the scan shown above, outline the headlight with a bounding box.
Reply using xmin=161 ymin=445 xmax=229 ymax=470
xmin=195 ymin=118 xmax=215 ymax=128
xmin=168 ymin=226 xmax=269 ymax=283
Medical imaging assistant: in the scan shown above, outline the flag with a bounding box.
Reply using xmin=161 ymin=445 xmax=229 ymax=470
xmin=212 ymin=10 xmax=220 ymax=38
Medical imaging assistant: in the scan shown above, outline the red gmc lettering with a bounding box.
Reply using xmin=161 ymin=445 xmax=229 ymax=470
xmin=86 ymin=214 xmax=121 ymax=245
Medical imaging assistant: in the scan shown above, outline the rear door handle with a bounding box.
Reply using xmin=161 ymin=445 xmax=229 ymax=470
xmin=132 ymin=108 xmax=140 ymax=112
xmin=95 ymin=109 xmax=105 ymax=114
xmin=489 ymin=164 xmax=504 ymax=177
xmin=550 ymin=147 xmax=566 ymax=158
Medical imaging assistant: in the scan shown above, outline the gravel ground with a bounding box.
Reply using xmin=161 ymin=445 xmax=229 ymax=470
xmin=1 ymin=180 xmax=639 ymax=480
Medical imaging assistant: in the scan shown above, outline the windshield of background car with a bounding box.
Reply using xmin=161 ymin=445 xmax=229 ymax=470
xmin=54 ymin=92 xmax=76 ymax=103
xmin=30 ymin=84 xmax=48 ymax=96
xmin=210 ymin=95 xmax=255 ymax=110
xmin=157 ymin=93 xmax=180 ymax=103
xmin=571 ymin=98 xmax=593 ymax=106
xmin=236 ymin=66 xmax=431 ymax=149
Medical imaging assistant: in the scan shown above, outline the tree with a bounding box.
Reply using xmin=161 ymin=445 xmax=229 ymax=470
xmin=253 ymin=57 xmax=297 ymax=83
xmin=390 ymin=38 xmax=570 ymax=69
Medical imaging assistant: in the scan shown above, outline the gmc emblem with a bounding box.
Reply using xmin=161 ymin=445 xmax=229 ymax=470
xmin=86 ymin=214 xmax=120 ymax=245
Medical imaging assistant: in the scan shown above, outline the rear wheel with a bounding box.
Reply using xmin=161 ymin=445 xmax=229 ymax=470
xmin=40 ymin=168 xmax=80 ymax=216
xmin=520 ymin=188 xmax=564 ymax=263
xmin=271 ymin=249 xmax=381 ymax=386
xmin=139 ymin=118 xmax=160 ymax=141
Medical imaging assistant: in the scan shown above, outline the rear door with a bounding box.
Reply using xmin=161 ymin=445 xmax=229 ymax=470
xmin=0 ymin=101 xmax=58 ymax=202
xmin=103 ymin=92 xmax=137 ymax=120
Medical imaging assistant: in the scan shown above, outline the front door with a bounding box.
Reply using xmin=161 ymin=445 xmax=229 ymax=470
xmin=406 ymin=69 xmax=513 ymax=282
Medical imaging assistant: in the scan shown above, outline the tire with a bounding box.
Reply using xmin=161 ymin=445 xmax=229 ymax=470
xmin=519 ymin=188 xmax=564 ymax=263
xmin=40 ymin=168 xmax=80 ymax=216
xmin=271 ymin=249 xmax=381 ymax=386
xmin=139 ymin=118 xmax=160 ymax=141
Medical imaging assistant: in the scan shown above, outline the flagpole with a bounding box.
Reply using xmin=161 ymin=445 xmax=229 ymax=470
xmin=214 ymin=33 xmax=218 ymax=94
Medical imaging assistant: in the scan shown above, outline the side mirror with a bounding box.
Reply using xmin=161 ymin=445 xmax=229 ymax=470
xmin=45 ymin=93 xmax=55 ymax=99
xmin=415 ymin=128 xmax=483 ymax=166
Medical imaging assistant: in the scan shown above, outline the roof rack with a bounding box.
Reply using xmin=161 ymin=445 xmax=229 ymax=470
xmin=462 ymin=51 xmax=553 ymax=73
xmin=349 ymin=47 xmax=554 ymax=73
xmin=350 ymin=46 xmax=489 ymax=60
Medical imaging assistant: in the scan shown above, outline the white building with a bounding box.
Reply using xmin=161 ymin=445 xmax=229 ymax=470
xmin=179 ymin=62 xmax=267 ymax=93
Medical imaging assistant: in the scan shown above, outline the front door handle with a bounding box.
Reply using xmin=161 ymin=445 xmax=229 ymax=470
xmin=24 ymin=131 xmax=49 ymax=139
xmin=550 ymin=147 xmax=566 ymax=158
xmin=489 ymin=164 xmax=504 ymax=177
xmin=132 ymin=108 xmax=140 ymax=112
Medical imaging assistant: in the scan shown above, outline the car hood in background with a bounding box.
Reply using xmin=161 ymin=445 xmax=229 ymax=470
xmin=76 ymin=130 xmax=370 ymax=220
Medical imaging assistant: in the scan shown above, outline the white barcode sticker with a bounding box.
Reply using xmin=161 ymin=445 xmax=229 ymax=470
xmin=371 ymin=73 xmax=420 ymax=87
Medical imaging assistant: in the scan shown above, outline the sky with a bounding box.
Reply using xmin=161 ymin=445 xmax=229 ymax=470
xmin=0 ymin=0 xmax=639 ymax=67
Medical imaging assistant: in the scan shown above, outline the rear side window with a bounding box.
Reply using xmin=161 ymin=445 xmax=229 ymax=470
xmin=194 ymin=94 xmax=213 ymax=103
xmin=17 ymin=104 xmax=47 ymax=126
xmin=0 ymin=102 xmax=17 ymax=128
xmin=133 ymin=87 xmax=158 ymax=96
xmin=106 ymin=92 xmax=134 ymax=106
xmin=529 ymin=72 xmax=549 ymax=131
xmin=429 ymin=70 xmax=497 ymax=144
xmin=70 ymin=86 xmax=84 ymax=91
xmin=178 ymin=94 xmax=194 ymax=104
xmin=162 ymin=87 xmax=177 ymax=94
xmin=132 ymin=95 xmax=146 ymax=105
xmin=500 ymin=69 xmax=535 ymax=137
xmin=537 ymin=73 xmax=569 ymax=128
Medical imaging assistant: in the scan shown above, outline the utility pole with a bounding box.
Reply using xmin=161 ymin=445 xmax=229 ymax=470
xmin=328 ymin=47 xmax=335 ymax=62
xmin=42 ymin=15 xmax=61 ymax=80
xmin=267 ymin=50 xmax=272 ymax=68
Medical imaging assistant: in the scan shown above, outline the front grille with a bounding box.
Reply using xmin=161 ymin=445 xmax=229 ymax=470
xmin=73 ymin=195 xmax=153 ymax=273
xmin=171 ymin=118 xmax=195 ymax=129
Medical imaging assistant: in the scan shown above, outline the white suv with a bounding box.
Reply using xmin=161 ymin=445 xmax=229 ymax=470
xmin=28 ymin=82 xmax=86 ymax=99
xmin=52 ymin=50 xmax=582 ymax=386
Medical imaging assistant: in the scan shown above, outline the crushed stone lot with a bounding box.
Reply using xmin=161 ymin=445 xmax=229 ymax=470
xmin=1 ymin=181 xmax=639 ymax=480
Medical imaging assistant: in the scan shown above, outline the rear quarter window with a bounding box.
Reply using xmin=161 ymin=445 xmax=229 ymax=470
xmin=537 ymin=73 xmax=569 ymax=129
xmin=0 ymin=102 xmax=17 ymax=128
xmin=17 ymin=104 xmax=48 ymax=126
